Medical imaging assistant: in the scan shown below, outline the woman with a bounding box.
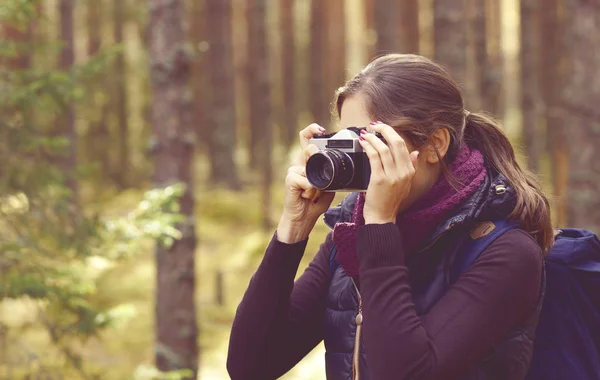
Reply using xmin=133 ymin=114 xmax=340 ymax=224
xmin=227 ymin=54 xmax=551 ymax=380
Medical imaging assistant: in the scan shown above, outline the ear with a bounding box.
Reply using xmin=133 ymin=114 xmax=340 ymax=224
xmin=425 ymin=127 xmax=451 ymax=164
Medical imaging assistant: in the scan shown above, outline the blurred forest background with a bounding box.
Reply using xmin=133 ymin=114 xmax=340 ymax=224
xmin=1 ymin=0 xmax=599 ymax=379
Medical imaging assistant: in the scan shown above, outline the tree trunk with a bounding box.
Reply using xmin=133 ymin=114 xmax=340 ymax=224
xmin=327 ymin=0 xmax=346 ymax=99
xmin=280 ymin=0 xmax=297 ymax=148
xmin=58 ymin=0 xmax=77 ymax=197
xmin=482 ymin=0 xmax=504 ymax=116
xmin=247 ymin=0 xmax=273 ymax=230
xmin=433 ymin=0 xmax=467 ymax=90
xmin=309 ymin=0 xmax=330 ymax=126
xmin=467 ymin=0 xmax=486 ymax=110
xmin=539 ymin=0 xmax=568 ymax=224
xmin=86 ymin=0 xmax=111 ymax=180
xmin=206 ymin=0 xmax=241 ymax=189
xmin=113 ymin=0 xmax=130 ymax=189
xmin=565 ymin=0 xmax=600 ymax=231
xmin=189 ymin=0 xmax=206 ymax=150
xmin=3 ymin=23 xmax=32 ymax=69
xmin=364 ymin=0 xmax=376 ymax=59
xmin=520 ymin=0 xmax=541 ymax=172
xmin=399 ymin=0 xmax=420 ymax=53
xmin=148 ymin=0 xmax=199 ymax=376
xmin=374 ymin=0 xmax=401 ymax=53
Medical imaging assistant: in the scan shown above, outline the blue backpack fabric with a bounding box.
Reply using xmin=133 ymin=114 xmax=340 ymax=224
xmin=452 ymin=223 xmax=600 ymax=380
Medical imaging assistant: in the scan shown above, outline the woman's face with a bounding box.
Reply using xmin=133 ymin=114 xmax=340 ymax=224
xmin=338 ymin=94 xmax=445 ymax=213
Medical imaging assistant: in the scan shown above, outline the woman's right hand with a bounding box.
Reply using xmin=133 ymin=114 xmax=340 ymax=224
xmin=277 ymin=124 xmax=336 ymax=243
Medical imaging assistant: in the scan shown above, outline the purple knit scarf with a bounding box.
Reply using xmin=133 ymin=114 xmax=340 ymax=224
xmin=332 ymin=145 xmax=487 ymax=277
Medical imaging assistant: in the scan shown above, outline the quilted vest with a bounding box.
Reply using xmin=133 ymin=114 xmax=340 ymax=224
xmin=321 ymin=171 xmax=544 ymax=380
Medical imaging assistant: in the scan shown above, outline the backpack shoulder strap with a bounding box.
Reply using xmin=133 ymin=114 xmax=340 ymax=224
xmin=329 ymin=245 xmax=339 ymax=275
xmin=450 ymin=219 xmax=519 ymax=283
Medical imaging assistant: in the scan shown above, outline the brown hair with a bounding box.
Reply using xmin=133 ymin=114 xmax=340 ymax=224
xmin=334 ymin=54 xmax=553 ymax=252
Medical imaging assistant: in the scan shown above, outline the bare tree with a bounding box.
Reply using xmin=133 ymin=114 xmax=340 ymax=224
xmin=539 ymin=0 xmax=568 ymax=224
xmin=565 ymin=0 xmax=600 ymax=230
xmin=309 ymin=0 xmax=330 ymax=126
xmin=58 ymin=0 xmax=77 ymax=197
xmin=374 ymin=0 xmax=401 ymax=53
xmin=399 ymin=0 xmax=420 ymax=53
xmin=482 ymin=0 xmax=503 ymax=115
xmin=327 ymin=0 xmax=346 ymax=97
xmin=247 ymin=0 xmax=273 ymax=230
xmin=148 ymin=0 xmax=199 ymax=376
xmin=280 ymin=0 xmax=297 ymax=148
xmin=433 ymin=0 xmax=467 ymax=90
xmin=520 ymin=0 xmax=542 ymax=172
xmin=206 ymin=0 xmax=241 ymax=189
xmin=113 ymin=0 xmax=130 ymax=189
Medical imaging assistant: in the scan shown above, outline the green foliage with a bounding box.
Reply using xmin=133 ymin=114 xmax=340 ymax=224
xmin=0 ymin=2 xmax=187 ymax=378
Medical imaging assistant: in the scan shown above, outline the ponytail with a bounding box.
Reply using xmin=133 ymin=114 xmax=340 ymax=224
xmin=464 ymin=112 xmax=553 ymax=253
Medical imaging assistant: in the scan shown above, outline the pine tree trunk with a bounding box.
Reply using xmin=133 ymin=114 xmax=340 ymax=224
xmin=327 ymin=0 xmax=346 ymax=97
xmin=86 ymin=0 xmax=111 ymax=180
xmin=280 ymin=0 xmax=297 ymax=148
xmin=374 ymin=0 xmax=401 ymax=53
xmin=467 ymin=0 xmax=486 ymax=110
xmin=206 ymin=0 xmax=241 ymax=189
xmin=399 ymin=0 xmax=420 ymax=53
xmin=247 ymin=0 xmax=273 ymax=230
xmin=520 ymin=0 xmax=541 ymax=172
xmin=565 ymin=0 xmax=600 ymax=230
xmin=148 ymin=0 xmax=199 ymax=376
xmin=113 ymin=0 xmax=130 ymax=189
xmin=482 ymin=0 xmax=504 ymax=116
xmin=189 ymin=0 xmax=206 ymax=150
xmin=539 ymin=0 xmax=568 ymax=224
xmin=58 ymin=0 xmax=77 ymax=197
xmin=309 ymin=0 xmax=330 ymax=126
xmin=433 ymin=0 xmax=467 ymax=90
xmin=364 ymin=0 xmax=376 ymax=59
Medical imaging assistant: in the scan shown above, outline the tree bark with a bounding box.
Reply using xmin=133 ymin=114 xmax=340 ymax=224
xmin=280 ymin=0 xmax=297 ymax=148
xmin=86 ymin=0 xmax=111 ymax=180
xmin=467 ymin=0 xmax=486 ymax=110
xmin=482 ymin=0 xmax=503 ymax=116
xmin=327 ymin=0 xmax=346 ymax=100
xmin=247 ymin=0 xmax=273 ymax=230
xmin=189 ymin=0 xmax=206 ymax=150
xmin=399 ymin=0 xmax=420 ymax=54
xmin=206 ymin=0 xmax=241 ymax=189
xmin=113 ymin=0 xmax=130 ymax=189
xmin=309 ymin=0 xmax=330 ymax=126
xmin=539 ymin=0 xmax=568 ymax=224
xmin=374 ymin=0 xmax=401 ymax=53
xmin=148 ymin=0 xmax=199 ymax=376
xmin=565 ymin=0 xmax=600 ymax=230
xmin=364 ymin=0 xmax=376 ymax=59
xmin=520 ymin=0 xmax=541 ymax=172
xmin=58 ymin=0 xmax=77 ymax=197
xmin=433 ymin=0 xmax=467 ymax=91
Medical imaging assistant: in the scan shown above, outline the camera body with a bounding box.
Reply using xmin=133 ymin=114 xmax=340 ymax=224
xmin=306 ymin=127 xmax=377 ymax=192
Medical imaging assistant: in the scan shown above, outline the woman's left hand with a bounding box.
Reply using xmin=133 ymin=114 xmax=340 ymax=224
xmin=359 ymin=122 xmax=420 ymax=225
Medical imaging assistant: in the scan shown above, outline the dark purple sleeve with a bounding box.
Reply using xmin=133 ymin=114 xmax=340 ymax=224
xmin=356 ymin=224 xmax=543 ymax=380
xmin=226 ymin=231 xmax=334 ymax=380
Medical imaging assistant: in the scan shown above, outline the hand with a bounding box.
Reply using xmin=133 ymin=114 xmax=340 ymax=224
xmin=278 ymin=124 xmax=336 ymax=243
xmin=359 ymin=122 xmax=419 ymax=225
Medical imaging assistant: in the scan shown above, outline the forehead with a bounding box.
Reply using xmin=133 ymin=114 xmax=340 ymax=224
xmin=339 ymin=95 xmax=372 ymax=129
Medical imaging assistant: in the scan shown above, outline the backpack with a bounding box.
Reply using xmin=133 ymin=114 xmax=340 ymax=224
xmin=454 ymin=221 xmax=600 ymax=380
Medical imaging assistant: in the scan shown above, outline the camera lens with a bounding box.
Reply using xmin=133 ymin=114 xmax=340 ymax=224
xmin=306 ymin=149 xmax=355 ymax=190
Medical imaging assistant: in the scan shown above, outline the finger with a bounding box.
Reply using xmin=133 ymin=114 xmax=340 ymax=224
xmin=293 ymin=144 xmax=320 ymax=166
xmin=358 ymin=137 xmax=384 ymax=177
xmin=287 ymin=170 xmax=314 ymax=196
xmin=369 ymin=122 xmax=411 ymax=168
xmin=409 ymin=150 xmax=420 ymax=169
xmin=299 ymin=123 xmax=326 ymax=149
xmin=361 ymin=129 xmax=394 ymax=174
